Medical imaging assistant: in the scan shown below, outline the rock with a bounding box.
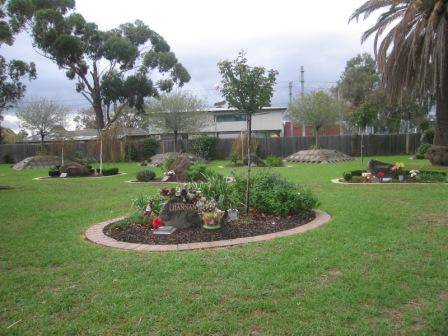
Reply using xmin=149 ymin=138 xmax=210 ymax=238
xmin=367 ymin=160 xmax=394 ymax=175
xmin=243 ymin=154 xmax=266 ymax=167
xmin=426 ymin=145 xmax=448 ymax=166
xmin=13 ymin=156 xmax=61 ymax=170
xmin=149 ymin=152 xmax=201 ymax=167
xmin=159 ymin=197 xmax=202 ymax=229
xmin=60 ymin=162 xmax=92 ymax=177
xmin=165 ymin=154 xmax=192 ymax=181
xmin=284 ymin=149 xmax=353 ymax=163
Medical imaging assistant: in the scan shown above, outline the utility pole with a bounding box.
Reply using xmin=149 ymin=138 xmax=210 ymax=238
xmin=288 ymin=81 xmax=293 ymax=137
xmin=300 ymin=66 xmax=306 ymax=137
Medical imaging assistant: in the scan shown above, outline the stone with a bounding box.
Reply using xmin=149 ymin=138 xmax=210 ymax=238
xmin=149 ymin=152 xmax=201 ymax=167
xmin=13 ymin=155 xmax=61 ymax=170
xmin=243 ymin=154 xmax=266 ymax=167
xmin=153 ymin=226 xmax=177 ymax=235
xmin=165 ymin=154 xmax=192 ymax=182
xmin=284 ymin=149 xmax=353 ymax=163
xmin=60 ymin=162 xmax=92 ymax=177
xmin=159 ymin=197 xmax=202 ymax=229
xmin=367 ymin=159 xmax=394 ymax=175
xmin=426 ymin=145 xmax=448 ymax=166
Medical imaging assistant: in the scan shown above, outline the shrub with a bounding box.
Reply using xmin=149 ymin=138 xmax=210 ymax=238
xmin=418 ymin=171 xmax=447 ymax=182
xmin=2 ymin=154 xmax=14 ymax=164
xmin=164 ymin=157 xmax=175 ymax=171
xmin=72 ymin=150 xmax=85 ymax=162
xmin=143 ymin=138 xmax=159 ymax=158
xmin=422 ymin=129 xmax=434 ymax=144
xmin=98 ymin=167 xmax=119 ymax=176
xmin=342 ymin=171 xmax=352 ymax=181
xmin=351 ymin=170 xmax=363 ymax=176
xmin=265 ymin=156 xmax=284 ymax=167
xmin=415 ymin=142 xmax=431 ymax=158
xmin=186 ymin=164 xmax=217 ymax=181
xmin=136 ymin=169 xmax=156 ymax=182
xmin=190 ymin=135 xmax=218 ymax=160
xmin=249 ymin=172 xmax=318 ymax=216
xmin=48 ymin=166 xmax=60 ymax=177
xmin=230 ymin=150 xmax=239 ymax=165
xmin=131 ymin=194 xmax=165 ymax=215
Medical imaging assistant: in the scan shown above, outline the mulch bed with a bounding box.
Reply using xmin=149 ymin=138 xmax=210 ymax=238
xmin=105 ymin=211 xmax=315 ymax=245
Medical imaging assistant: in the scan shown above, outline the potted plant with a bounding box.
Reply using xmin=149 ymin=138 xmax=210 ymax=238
xmin=201 ymin=199 xmax=224 ymax=230
xmin=392 ymin=162 xmax=405 ymax=181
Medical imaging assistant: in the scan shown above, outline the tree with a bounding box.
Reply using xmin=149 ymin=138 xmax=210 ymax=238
xmin=16 ymin=98 xmax=68 ymax=150
xmin=351 ymin=99 xmax=378 ymax=163
xmin=335 ymin=53 xmax=379 ymax=108
xmin=289 ymin=91 xmax=341 ymax=148
xmin=146 ymin=91 xmax=207 ymax=152
xmin=26 ymin=7 xmax=190 ymax=171
xmin=218 ymin=51 xmax=277 ymax=214
xmin=351 ymin=0 xmax=448 ymax=165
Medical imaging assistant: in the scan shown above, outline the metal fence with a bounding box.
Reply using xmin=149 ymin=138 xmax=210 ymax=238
xmin=0 ymin=133 xmax=421 ymax=163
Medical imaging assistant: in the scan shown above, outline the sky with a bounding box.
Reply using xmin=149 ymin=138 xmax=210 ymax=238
xmin=1 ymin=0 xmax=378 ymax=131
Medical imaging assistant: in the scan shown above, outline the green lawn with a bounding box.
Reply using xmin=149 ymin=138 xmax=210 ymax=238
xmin=1 ymin=156 xmax=447 ymax=335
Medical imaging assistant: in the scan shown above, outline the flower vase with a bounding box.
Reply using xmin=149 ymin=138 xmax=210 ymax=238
xmin=202 ymin=211 xmax=224 ymax=230
xmin=398 ymin=175 xmax=404 ymax=182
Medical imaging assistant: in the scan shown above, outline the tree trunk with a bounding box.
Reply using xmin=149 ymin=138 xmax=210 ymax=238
xmin=315 ymin=128 xmax=319 ymax=148
xmin=174 ymin=130 xmax=178 ymax=153
xmin=245 ymin=114 xmax=252 ymax=215
xmin=99 ymin=129 xmax=103 ymax=174
xmin=40 ymin=133 xmax=45 ymax=151
xmin=361 ymin=132 xmax=364 ymax=164
xmin=427 ymin=66 xmax=448 ymax=166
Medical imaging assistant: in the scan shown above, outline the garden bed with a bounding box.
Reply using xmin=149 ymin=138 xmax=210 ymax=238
xmin=34 ymin=172 xmax=127 ymax=180
xmin=124 ymin=179 xmax=179 ymax=184
xmin=104 ymin=210 xmax=316 ymax=245
xmin=332 ymin=178 xmax=447 ymax=185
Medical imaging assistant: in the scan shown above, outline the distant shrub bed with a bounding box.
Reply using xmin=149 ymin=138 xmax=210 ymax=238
xmin=136 ymin=169 xmax=156 ymax=182
xmin=98 ymin=167 xmax=119 ymax=176
xmin=143 ymin=138 xmax=159 ymax=158
xmin=186 ymin=164 xmax=217 ymax=181
xmin=265 ymin=156 xmax=284 ymax=167
xmin=190 ymin=135 xmax=218 ymax=160
xmin=415 ymin=143 xmax=431 ymax=159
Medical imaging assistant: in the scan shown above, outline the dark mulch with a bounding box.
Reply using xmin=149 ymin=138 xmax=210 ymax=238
xmin=105 ymin=211 xmax=315 ymax=245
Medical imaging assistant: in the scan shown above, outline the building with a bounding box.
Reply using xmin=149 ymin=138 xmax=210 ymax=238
xmin=150 ymin=107 xmax=288 ymax=139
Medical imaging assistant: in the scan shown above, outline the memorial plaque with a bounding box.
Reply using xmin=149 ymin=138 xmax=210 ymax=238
xmin=159 ymin=197 xmax=202 ymax=229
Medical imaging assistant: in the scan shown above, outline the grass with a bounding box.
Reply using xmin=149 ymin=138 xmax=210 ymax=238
xmin=0 ymin=156 xmax=447 ymax=335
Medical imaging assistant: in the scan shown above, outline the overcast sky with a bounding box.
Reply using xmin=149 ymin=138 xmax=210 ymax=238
xmin=2 ymin=0 xmax=378 ymax=131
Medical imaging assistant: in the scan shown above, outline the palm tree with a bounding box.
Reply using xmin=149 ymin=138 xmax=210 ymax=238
xmin=350 ymin=0 xmax=448 ymax=165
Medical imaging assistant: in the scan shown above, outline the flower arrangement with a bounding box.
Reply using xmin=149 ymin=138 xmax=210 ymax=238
xmin=377 ymin=171 xmax=386 ymax=182
xmin=152 ymin=217 xmax=163 ymax=229
xmin=410 ymin=170 xmax=420 ymax=178
xmin=392 ymin=162 xmax=405 ymax=174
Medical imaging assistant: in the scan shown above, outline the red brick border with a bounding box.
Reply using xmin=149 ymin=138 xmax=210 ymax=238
xmin=33 ymin=172 xmax=127 ymax=181
xmin=84 ymin=210 xmax=331 ymax=252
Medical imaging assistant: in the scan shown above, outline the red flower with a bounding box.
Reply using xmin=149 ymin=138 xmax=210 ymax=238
xmin=152 ymin=217 xmax=163 ymax=229
xmin=377 ymin=171 xmax=385 ymax=178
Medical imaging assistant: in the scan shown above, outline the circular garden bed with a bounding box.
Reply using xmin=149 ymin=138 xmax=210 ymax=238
xmin=34 ymin=172 xmax=126 ymax=180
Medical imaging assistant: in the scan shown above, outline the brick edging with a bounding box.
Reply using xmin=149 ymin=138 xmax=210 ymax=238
xmin=84 ymin=210 xmax=331 ymax=252
xmin=33 ymin=172 xmax=127 ymax=181
xmin=124 ymin=180 xmax=179 ymax=184
xmin=331 ymin=178 xmax=447 ymax=185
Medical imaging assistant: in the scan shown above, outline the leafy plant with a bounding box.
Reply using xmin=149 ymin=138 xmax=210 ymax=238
xmin=265 ymin=156 xmax=284 ymax=167
xmin=190 ymin=135 xmax=218 ymax=160
xmin=342 ymin=171 xmax=352 ymax=181
xmin=98 ymin=167 xmax=119 ymax=176
xmin=417 ymin=171 xmax=447 ymax=182
xmin=185 ymin=164 xmax=217 ymax=182
xmin=125 ymin=143 xmax=138 ymax=162
xmin=136 ymin=169 xmax=156 ymax=182
xmin=143 ymin=138 xmax=159 ymax=158
xmin=2 ymin=154 xmax=14 ymax=164
xmin=48 ymin=166 xmax=61 ymax=177
xmin=415 ymin=143 xmax=431 ymax=159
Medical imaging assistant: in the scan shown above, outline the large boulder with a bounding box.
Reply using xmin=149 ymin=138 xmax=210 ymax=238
xmin=60 ymin=162 xmax=92 ymax=177
xmin=243 ymin=154 xmax=266 ymax=167
xmin=426 ymin=145 xmax=448 ymax=166
xmin=165 ymin=154 xmax=192 ymax=181
xmin=367 ymin=160 xmax=394 ymax=175
xmin=13 ymin=156 xmax=61 ymax=170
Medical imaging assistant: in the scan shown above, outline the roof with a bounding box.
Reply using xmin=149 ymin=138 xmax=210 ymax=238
xmin=207 ymin=106 xmax=287 ymax=113
xmin=22 ymin=128 xmax=149 ymax=143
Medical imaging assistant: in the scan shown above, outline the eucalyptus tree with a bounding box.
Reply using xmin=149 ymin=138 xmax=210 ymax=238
xmin=16 ymin=98 xmax=68 ymax=150
xmin=218 ymin=51 xmax=277 ymax=213
xmin=351 ymin=0 xmax=448 ymax=165
xmin=146 ymin=91 xmax=207 ymax=153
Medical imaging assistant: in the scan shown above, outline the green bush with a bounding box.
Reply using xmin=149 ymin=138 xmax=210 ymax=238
xmin=422 ymin=129 xmax=434 ymax=144
xmin=415 ymin=142 xmax=431 ymax=158
xmin=2 ymin=154 xmax=14 ymax=164
xmin=48 ymin=166 xmax=60 ymax=177
xmin=97 ymin=167 xmax=119 ymax=176
xmin=190 ymin=135 xmax=218 ymax=160
xmin=249 ymin=172 xmax=318 ymax=216
xmin=185 ymin=164 xmax=217 ymax=181
xmin=342 ymin=171 xmax=352 ymax=181
xmin=418 ymin=171 xmax=447 ymax=182
xmin=265 ymin=156 xmax=284 ymax=167
xmin=136 ymin=169 xmax=156 ymax=182
xmin=143 ymin=138 xmax=159 ymax=158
